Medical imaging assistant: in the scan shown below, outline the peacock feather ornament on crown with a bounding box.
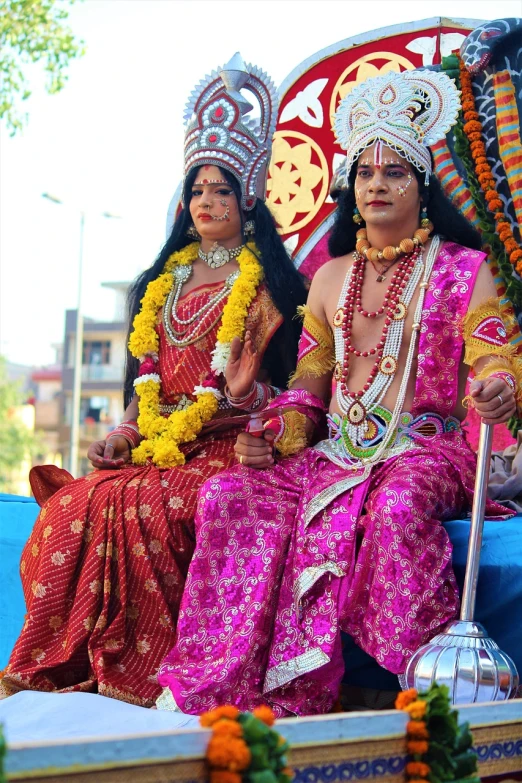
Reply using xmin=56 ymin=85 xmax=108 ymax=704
xmin=333 ymin=69 xmax=461 ymax=185
xmin=183 ymin=52 xmax=278 ymax=210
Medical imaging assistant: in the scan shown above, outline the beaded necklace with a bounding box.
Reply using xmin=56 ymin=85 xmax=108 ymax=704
xmin=333 ymin=236 xmax=440 ymax=461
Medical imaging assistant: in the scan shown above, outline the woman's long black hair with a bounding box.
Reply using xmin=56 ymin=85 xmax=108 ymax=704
xmin=328 ymin=157 xmax=482 ymax=258
xmin=124 ymin=167 xmax=307 ymax=406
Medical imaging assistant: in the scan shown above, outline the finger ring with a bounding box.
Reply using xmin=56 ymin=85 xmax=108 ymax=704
xmin=239 ymin=455 xmax=244 ymax=465
xmin=497 ymin=394 xmax=504 ymax=406
xmin=106 ymin=443 xmax=115 ymax=451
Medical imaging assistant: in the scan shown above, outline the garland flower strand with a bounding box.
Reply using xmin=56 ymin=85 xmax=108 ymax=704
xmin=200 ymin=705 xmax=292 ymax=783
xmin=458 ymin=54 xmax=522 ymax=274
xmin=396 ymin=684 xmax=479 ymax=783
xmin=128 ymin=241 xmax=263 ymax=468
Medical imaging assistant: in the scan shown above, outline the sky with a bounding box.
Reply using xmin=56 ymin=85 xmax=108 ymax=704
xmin=1 ymin=0 xmax=521 ymax=367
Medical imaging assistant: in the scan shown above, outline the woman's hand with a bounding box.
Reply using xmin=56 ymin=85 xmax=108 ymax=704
xmin=225 ymin=331 xmax=261 ymax=399
xmin=470 ymin=377 xmax=516 ymax=425
xmin=87 ymin=435 xmax=131 ymax=469
xmin=234 ymin=430 xmax=275 ymax=469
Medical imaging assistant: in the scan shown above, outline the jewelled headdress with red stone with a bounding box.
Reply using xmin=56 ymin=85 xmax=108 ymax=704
xmin=183 ymin=52 xmax=278 ymax=210
xmin=333 ymin=69 xmax=461 ymax=185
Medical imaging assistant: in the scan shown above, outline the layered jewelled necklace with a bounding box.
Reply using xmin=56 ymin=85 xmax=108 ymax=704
xmin=332 ymin=235 xmax=440 ymax=464
xmin=162 ymin=263 xmax=240 ymax=348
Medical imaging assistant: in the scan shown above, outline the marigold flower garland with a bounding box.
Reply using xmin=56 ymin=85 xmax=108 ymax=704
xmin=458 ymin=55 xmax=522 ymax=273
xmin=396 ymin=684 xmax=479 ymax=783
xmin=200 ymin=705 xmax=292 ymax=783
xmin=128 ymin=241 xmax=263 ymax=468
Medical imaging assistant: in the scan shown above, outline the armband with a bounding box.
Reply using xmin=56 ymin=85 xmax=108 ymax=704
xmin=463 ymin=356 xmax=522 ymax=409
xmin=289 ymin=305 xmax=335 ymax=385
xmin=462 ymin=297 xmax=515 ymax=367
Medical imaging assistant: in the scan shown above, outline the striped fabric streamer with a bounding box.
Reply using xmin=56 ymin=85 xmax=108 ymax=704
xmin=493 ymin=70 xmax=522 ymax=223
xmin=431 ymin=138 xmax=480 ymax=227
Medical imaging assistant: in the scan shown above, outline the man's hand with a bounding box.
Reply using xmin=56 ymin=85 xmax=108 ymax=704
xmin=470 ymin=377 xmax=516 ymax=425
xmin=87 ymin=436 xmax=131 ymax=469
xmin=234 ymin=430 xmax=275 ymax=469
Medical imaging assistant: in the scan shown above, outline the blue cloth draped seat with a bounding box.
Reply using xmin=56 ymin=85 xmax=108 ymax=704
xmin=1 ymin=493 xmax=521 ymax=688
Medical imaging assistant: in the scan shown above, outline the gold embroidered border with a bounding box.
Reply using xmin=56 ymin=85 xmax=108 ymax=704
xmin=293 ymin=561 xmax=345 ymax=612
xmin=155 ymin=685 xmax=184 ymax=712
xmin=263 ymin=647 xmax=329 ymax=693
xmin=302 ymin=465 xmax=371 ymax=528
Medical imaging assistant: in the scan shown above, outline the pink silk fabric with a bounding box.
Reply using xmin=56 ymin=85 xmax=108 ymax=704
xmin=158 ymin=243 xmax=509 ymax=716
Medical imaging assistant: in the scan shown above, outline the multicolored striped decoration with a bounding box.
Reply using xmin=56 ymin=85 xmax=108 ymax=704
xmin=493 ymin=70 xmax=522 ymax=223
xmin=431 ymin=138 xmax=480 ymax=227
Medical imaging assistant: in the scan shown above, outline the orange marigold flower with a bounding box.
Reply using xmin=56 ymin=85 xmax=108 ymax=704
xmin=253 ymin=705 xmax=276 ymax=726
xmin=495 ymin=212 xmax=505 ymax=221
xmin=463 ymin=111 xmax=479 ymax=122
xmin=211 ymin=772 xmax=243 ymax=783
xmin=408 ymin=740 xmax=429 ymax=755
xmin=489 ymin=199 xmax=503 ymax=211
xmin=470 ymin=142 xmax=485 ymax=154
xmin=497 ymin=222 xmax=511 ymax=233
xmin=407 ymin=720 xmax=429 ymax=739
xmin=200 ymin=705 xmax=240 ymax=728
xmin=207 ymin=736 xmax=251 ymax=772
xmin=406 ymin=761 xmax=431 ymax=777
xmin=395 ymin=689 xmax=418 ymax=710
xmin=475 ymin=164 xmax=490 ymax=175
xmin=404 ymin=700 xmax=427 ymax=719
xmin=464 ymin=120 xmax=482 ymax=133
xmin=212 ymin=719 xmax=243 ymax=738
xmin=510 ymin=249 xmax=522 ymax=263
xmin=461 ymin=100 xmax=475 ymax=111
xmin=499 ymin=230 xmax=513 ymax=243
xmin=485 ymin=190 xmax=500 ymax=201
xmin=505 ymin=238 xmax=519 ymax=252
xmin=210 ymin=772 xmax=242 ymax=783
xmin=468 ymin=132 xmax=482 ymax=142
xmin=478 ymin=172 xmax=494 ymax=185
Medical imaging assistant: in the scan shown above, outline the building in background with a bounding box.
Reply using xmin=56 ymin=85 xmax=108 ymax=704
xmin=59 ymin=282 xmax=129 ymax=475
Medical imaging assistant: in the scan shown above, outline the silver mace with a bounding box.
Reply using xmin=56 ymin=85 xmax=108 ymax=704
xmin=405 ymin=421 xmax=519 ymax=703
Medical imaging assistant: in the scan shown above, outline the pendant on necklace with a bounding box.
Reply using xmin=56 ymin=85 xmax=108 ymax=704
xmin=376 ymin=273 xmax=386 ymax=283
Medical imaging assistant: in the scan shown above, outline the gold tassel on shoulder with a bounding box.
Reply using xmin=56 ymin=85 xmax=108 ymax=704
xmin=289 ymin=305 xmax=336 ymax=385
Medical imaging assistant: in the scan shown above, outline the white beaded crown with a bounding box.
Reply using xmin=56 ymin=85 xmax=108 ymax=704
xmin=333 ymin=69 xmax=461 ymax=184
xmin=183 ymin=52 xmax=278 ymax=210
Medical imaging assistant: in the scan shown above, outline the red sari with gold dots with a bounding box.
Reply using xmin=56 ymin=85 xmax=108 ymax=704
xmin=1 ymin=282 xmax=281 ymax=706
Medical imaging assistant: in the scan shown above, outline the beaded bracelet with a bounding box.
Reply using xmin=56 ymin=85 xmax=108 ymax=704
xmin=109 ymin=420 xmax=143 ymax=450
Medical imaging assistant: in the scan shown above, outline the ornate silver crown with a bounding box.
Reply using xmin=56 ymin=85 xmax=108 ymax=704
xmin=183 ymin=53 xmax=278 ymax=210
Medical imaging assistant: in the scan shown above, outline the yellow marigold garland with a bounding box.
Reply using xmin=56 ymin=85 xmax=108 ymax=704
xmin=200 ymin=705 xmax=292 ymax=783
xmin=458 ymin=55 xmax=522 ymax=273
xmin=128 ymin=241 xmax=263 ymax=468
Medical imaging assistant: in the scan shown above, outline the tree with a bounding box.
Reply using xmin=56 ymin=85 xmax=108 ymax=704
xmin=0 ymin=356 xmax=40 ymax=493
xmin=0 ymin=0 xmax=84 ymax=135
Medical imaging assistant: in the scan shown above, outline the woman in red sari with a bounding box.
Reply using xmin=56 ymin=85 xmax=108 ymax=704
xmin=1 ymin=55 xmax=306 ymax=706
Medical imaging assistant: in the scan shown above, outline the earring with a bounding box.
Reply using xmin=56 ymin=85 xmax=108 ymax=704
xmin=187 ymin=224 xmax=200 ymax=239
xmin=353 ymin=207 xmax=363 ymax=225
xmin=420 ymin=205 xmax=429 ymax=228
xmin=244 ymin=220 xmax=255 ymax=237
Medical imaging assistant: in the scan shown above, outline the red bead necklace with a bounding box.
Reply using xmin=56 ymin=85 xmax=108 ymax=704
xmin=337 ymin=248 xmax=420 ymax=399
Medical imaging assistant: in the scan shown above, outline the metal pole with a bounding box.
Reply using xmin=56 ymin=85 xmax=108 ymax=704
xmin=69 ymin=211 xmax=85 ymax=477
xmin=460 ymin=421 xmax=493 ymax=621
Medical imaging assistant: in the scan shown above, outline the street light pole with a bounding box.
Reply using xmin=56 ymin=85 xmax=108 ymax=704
xmin=69 ymin=210 xmax=85 ymax=477
xmin=42 ymin=195 xmax=121 ymax=477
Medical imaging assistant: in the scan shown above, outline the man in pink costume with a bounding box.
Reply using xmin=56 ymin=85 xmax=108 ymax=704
xmin=157 ymin=70 xmax=519 ymax=716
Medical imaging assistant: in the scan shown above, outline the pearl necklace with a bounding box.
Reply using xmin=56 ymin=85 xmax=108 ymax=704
xmin=333 ymin=235 xmax=440 ymax=456
xmin=162 ymin=264 xmax=240 ymax=348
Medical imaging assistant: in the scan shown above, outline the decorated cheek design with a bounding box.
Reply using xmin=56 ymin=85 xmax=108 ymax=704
xmin=397 ymin=173 xmax=414 ymax=198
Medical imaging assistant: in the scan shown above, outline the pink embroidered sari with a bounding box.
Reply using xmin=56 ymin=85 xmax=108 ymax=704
xmin=158 ymin=243 xmax=509 ymax=716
